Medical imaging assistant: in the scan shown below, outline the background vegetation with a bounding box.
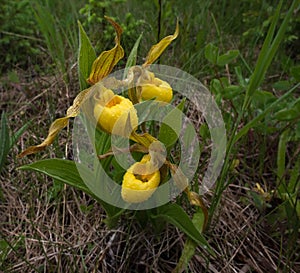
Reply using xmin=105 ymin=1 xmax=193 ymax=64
xmin=1 ymin=0 xmax=299 ymax=272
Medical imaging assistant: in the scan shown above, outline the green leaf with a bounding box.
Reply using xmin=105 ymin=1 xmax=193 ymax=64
xmin=18 ymin=159 xmax=122 ymax=222
xmin=217 ymin=49 xmax=239 ymax=66
xmin=19 ymin=159 xmax=92 ymax=193
xmin=251 ymin=90 xmax=276 ymax=109
xmin=0 ymin=112 xmax=10 ymax=172
xmin=204 ymin=43 xmax=219 ymax=65
xmin=274 ymin=97 xmax=300 ymax=121
xmin=158 ymin=98 xmax=186 ymax=151
xmin=153 ymin=203 xmax=213 ymax=254
xmin=272 ymin=80 xmax=292 ymax=91
xmin=173 ymin=209 xmax=206 ymax=272
xmin=222 ymin=85 xmax=244 ymax=99
xmin=275 ymin=108 xmax=300 ymax=121
xmin=199 ymin=124 xmax=210 ymax=141
xmin=124 ymin=33 xmax=143 ymax=76
xmin=78 ymin=21 xmax=96 ymax=90
xmin=290 ymin=65 xmax=300 ymax=82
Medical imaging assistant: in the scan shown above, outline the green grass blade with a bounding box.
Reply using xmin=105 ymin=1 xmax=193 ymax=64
xmin=244 ymin=0 xmax=298 ymax=110
xmin=9 ymin=121 xmax=31 ymax=150
xmin=0 ymin=112 xmax=10 ymax=172
xmin=245 ymin=0 xmax=283 ymax=99
xmin=32 ymin=1 xmax=66 ymax=75
xmin=277 ymin=129 xmax=289 ymax=197
xmin=233 ymin=82 xmax=300 ymax=144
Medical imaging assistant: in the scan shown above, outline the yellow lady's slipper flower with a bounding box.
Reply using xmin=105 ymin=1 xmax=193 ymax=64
xmin=139 ymin=72 xmax=173 ymax=103
xmin=121 ymin=154 xmax=160 ymax=203
xmin=129 ymin=20 xmax=178 ymax=104
xmin=18 ymin=17 xmax=125 ymax=158
xmin=94 ymin=87 xmax=138 ymax=136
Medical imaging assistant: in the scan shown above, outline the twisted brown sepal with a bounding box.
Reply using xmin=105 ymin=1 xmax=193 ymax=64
xmin=17 ymin=88 xmax=91 ymax=158
xmin=87 ymin=16 xmax=124 ymax=85
xmin=143 ymin=20 xmax=179 ymax=66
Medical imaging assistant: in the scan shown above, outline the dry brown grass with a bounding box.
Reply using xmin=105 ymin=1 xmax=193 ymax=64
xmin=1 ymin=68 xmax=299 ymax=272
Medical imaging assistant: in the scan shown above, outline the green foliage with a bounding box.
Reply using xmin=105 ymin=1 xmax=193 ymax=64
xmin=276 ymin=130 xmax=300 ymax=218
xmin=79 ymin=0 xmax=145 ymax=54
xmin=32 ymin=2 xmax=66 ymax=75
xmin=8 ymin=0 xmax=300 ymax=270
xmin=207 ymin=0 xmax=300 ymax=224
xmin=124 ymin=33 xmax=143 ymax=75
xmin=0 ymin=112 xmax=29 ymax=173
xmin=0 ymin=0 xmax=40 ymax=72
xmin=31 ymin=0 xmax=84 ymax=79
xmin=204 ymin=43 xmax=240 ymax=67
xmin=173 ymin=209 xmax=207 ymax=272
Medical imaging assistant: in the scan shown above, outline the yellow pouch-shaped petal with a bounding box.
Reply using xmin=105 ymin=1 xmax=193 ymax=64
xmin=94 ymin=88 xmax=138 ymax=136
xmin=121 ymin=154 xmax=160 ymax=203
xmin=139 ymin=72 xmax=173 ymax=103
xmin=141 ymin=77 xmax=173 ymax=103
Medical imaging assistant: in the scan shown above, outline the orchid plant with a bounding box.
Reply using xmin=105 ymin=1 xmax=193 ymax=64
xmin=18 ymin=16 xmax=213 ymax=265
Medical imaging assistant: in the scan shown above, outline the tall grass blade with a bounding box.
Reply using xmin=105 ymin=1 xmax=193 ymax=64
xmin=9 ymin=122 xmax=30 ymax=150
xmin=32 ymin=1 xmax=66 ymax=75
xmin=0 ymin=112 xmax=10 ymax=172
xmin=245 ymin=0 xmax=298 ymax=107
xmin=277 ymin=129 xmax=289 ymax=197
